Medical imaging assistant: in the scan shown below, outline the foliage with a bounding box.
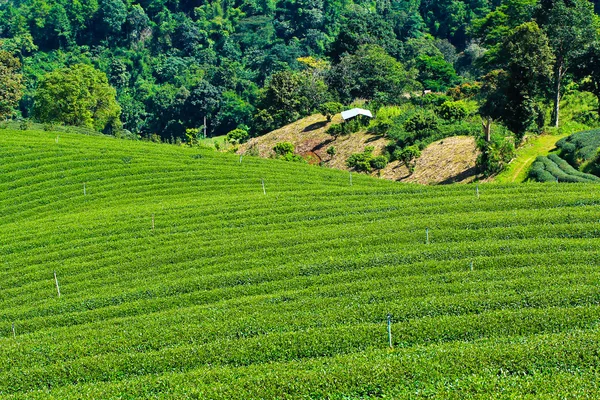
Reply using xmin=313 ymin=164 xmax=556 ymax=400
xmin=415 ymin=55 xmax=459 ymax=92
xmin=437 ymin=101 xmax=469 ymax=122
xmin=319 ymin=101 xmax=343 ymax=121
xmin=32 ymin=64 xmax=121 ymax=132
xmin=328 ymin=45 xmax=418 ymax=104
xmin=326 ymin=146 xmax=336 ymax=156
xmin=403 ymin=110 xmax=439 ymax=136
xmin=395 ymin=145 xmax=421 ymax=173
xmin=556 ymin=129 xmax=600 ymax=167
xmin=476 ymin=131 xmax=516 ymax=176
xmin=5 ymin=129 xmax=600 ymax=398
xmin=273 ymin=141 xmax=296 ymax=157
xmin=0 ymin=51 xmax=24 ymax=119
xmin=226 ymin=128 xmax=249 ymax=145
xmin=346 ymin=146 xmax=388 ymax=172
xmin=326 ymin=123 xmax=343 ymax=136
xmin=273 ymin=141 xmax=304 ymax=162
xmin=529 ymin=154 xmax=600 ymax=182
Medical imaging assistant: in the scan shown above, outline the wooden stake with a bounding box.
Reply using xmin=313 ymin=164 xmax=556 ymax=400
xmin=12 ymin=323 xmax=15 ymax=338
xmin=426 ymin=228 xmax=430 ymax=245
xmin=470 ymin=261 xmax=474 ymax=272
xmin=349 ymin=172 xmax=353 ymax=186
xmin=152 ymin=213 xmax=155 ymax=231
xmin=387 ymin=314 xmax=393 ymax=348
xmin=83 ymin=183 xmax=86 ymax=196
xmin=239 ymin=155 xmax=243 ymax=164
xmin=262 ymin=179 xmax=266 ymax=195
xmin=55 ymin=136 xmax=59 ymax=144
xmin=476 ymin=184 xmax=480 ymax=199
xmin=54 ymin=271 xmax=61 ymax=297
xmin=204 ymin=116 xmax=207 ymax=139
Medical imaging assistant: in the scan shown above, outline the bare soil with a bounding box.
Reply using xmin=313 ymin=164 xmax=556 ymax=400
xmin=239 ymin=115 xmax=481 ymax=185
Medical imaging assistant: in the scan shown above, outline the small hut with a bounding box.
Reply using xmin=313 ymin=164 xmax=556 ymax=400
xmin=341 ymin=108 xmax=373 ymax=121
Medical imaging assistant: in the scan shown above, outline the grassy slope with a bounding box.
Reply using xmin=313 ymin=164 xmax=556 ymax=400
xmin=2 ymin=129 xmax=600 ymax=398
xmin=494 ymin=134 xmax=568 ymax=183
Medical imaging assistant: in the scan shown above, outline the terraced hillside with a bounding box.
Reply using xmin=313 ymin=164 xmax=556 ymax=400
xmin=3 ymin=129 xmax=600 ymax=399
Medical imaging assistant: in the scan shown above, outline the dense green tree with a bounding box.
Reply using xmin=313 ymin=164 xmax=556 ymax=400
xmin=415 ymin=55 xmax=459 ymax=92
xmin=537 ymin=0 xmax=597 ymax=127
xmin=33 ymin=63 xmax=121 ymax=132
xmin=0 ymin=51 xmax=24 ymax=119
xmin=573 ymin=41 xmax=600 ymax=116
xmin=328 ymin=45 xmax=418 ymax=103
xmin=479 ymin=22 xmax=553 ymax=141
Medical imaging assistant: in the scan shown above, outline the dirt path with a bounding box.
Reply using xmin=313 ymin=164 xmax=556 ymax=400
xmin=495 ymin=134 xmax=568 ymax=183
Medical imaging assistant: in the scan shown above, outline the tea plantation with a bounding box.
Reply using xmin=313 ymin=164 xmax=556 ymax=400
xmin=2 ymin=129 xmax=600 ymax=399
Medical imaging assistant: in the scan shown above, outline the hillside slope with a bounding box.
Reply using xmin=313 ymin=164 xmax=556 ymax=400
xmin=2 ymin=129 xmax=600 ymax=398
xmin=239 ymin=115 xmax=480 ymax=184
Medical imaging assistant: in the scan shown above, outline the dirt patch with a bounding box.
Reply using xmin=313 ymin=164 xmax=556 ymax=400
xmin=239 ymin=115 xmax=481 ymax=185
xmin=382 ymin=136 xmax=480 ymax=184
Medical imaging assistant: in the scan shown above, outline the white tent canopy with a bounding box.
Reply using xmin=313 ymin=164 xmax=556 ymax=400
xmin=341 ymin=108 xmax=373 ymax=121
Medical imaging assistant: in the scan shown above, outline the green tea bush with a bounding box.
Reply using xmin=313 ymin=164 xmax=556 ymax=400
xmin=556 ymin=129 xmax=600 ymax=166
xmin=3 ymin=128 xmax=600 ymax=399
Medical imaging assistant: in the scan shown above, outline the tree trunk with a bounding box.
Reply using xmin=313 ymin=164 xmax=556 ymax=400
xmin=481 ymin=117 xmax=492 ymax=142
xmin=552 ymin=65 xmax=562 ymax=128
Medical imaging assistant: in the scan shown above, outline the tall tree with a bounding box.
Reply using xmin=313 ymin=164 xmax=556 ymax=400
xmin=328 ymin=44 xmax=418 ymax=104
xmin=33 ymin=64 xmax=121 ymax=132
xmin=0 ymin=50 xmax=24 ymax=119
xmin=479 ymin=22 xmax=554 ymax=142
xmin=538 ymin=0 xmax=597 ymax=127
xmin=573 ymin=41 xmax=600 ymax=116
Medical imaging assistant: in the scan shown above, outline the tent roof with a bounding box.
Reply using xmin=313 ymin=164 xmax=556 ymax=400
xmin=341 ymin=108 xmax=373 ymax=121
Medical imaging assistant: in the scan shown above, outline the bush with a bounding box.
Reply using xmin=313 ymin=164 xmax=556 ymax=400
xmin=403 ymin=111 xmax=439 ymax=136
xmin=327 ymin=146 xmax=336 ymax=156
xmin=273 ymin=142 xmax=295 ymax=156
xmin=18 ymin=119 xmax=30 ymax=131
xmin=319 ymin=102 xmax=343 ymax=121
xmin=556 ymin=129 xmax=600 ymax=166
xmin=548 ymin=153 xmax=600 ymax=181
xmin=327 ymin=124 xmax=343 ymax=136
xmin=477 ymin=133 xmax=515 ymax=177
xmin=226 ymin=128 xmax=249 ymax=144
xmin=370 ymin=155 xmax=388 ymax=170
xmin=346 ymin=146 xmax=378 ymax=172
xmin=437 ymin=101 xmax=469 ymax=122
xmin=529 ymin=158 xmax=556 ymax=182
xmin=395 ymin=145 xmax=421 ymax=173
xmin=414 ymin=93 xmax=452 ymax=107
xmin=447 ymin=82 xmax=482 ymax=100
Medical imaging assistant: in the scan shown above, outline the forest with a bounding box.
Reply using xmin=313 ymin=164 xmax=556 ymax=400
xmin=1 ymin=0 xmax=600 ymax=157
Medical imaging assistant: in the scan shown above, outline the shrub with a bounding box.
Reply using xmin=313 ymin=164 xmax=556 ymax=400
xmin=476 ymin=133 xmax=515 ymax=177
xmin=273 ymin=142 xmax=295 ymax=156
xmin=437 ymin=101 xmax=469 ymax=122
xmin=395 ymin=145 xmax=421 ymax=173
xmin=319 ymin=102 xmax=343 ymax=121
xmin=556 ymin=129 xmax=600 ymax=166
xmin=370 ymin=155 xmax=389 ymax=170
xmin=18 ymin=118 xmax=30 ymax=130
xmin=447 ymin=82 xmax=482 ymax=100
xmin=226 ymin=128 xmax=249 ymax=144
xmin=403 ymin=111 xmax=439 ymax=136
xmin=414 ymin=93 xmax=452 ymax=107
xmin=347 ymin=146 xmax=387 ymax=172
xmin=327 ymin=124 xmax=343 ymax=136
xmin=347 ymin=152 xmax=372 ymax=172
xmin=327 ymin=146 xmax=336 ymax=156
